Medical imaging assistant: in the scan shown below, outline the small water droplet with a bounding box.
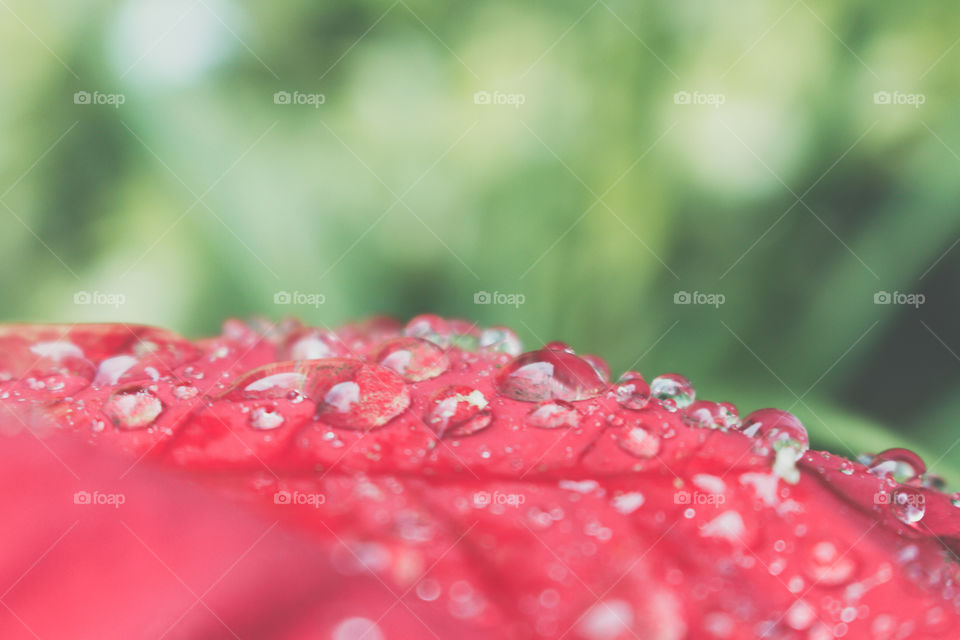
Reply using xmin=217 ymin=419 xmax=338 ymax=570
xmin=425 ymin=386 xmax=492 ymax=437
xmin=375 ymin=337 xmax=449 ymax=382
xmin=496 ymin=348 xmax=606 ymax=402
xmin=282 ymin=329 xmax=342 ymax=360
xmin=614 ymin=373 xmax=650 ymax=411
xmin=525 ymin=401 xmax=580 ymax=429
xmin=478 ymin=327 xmax=522 ymax=356
xmin=173 ymin=385 xmax=198 ymax=400
xmin=684 ymin=400 xmax=737 ymax=429
xmin=650 ymin=373 xmax=695 ymax=408
xmin=891 ymin=487 xmax=926 ymax=525
xmin=103 ymin=387 xmax=163 ymax=429
xmin=741 ymin=408 xmax=808 ymax=450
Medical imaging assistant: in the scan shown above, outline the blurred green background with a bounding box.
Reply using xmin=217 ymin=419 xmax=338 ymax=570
xmin=1 ymin=1 xmax=958 ymax=479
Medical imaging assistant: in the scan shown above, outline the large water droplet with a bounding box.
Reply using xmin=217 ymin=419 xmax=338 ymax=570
xmin=525 ymin=401 xmax=580 ymax=429
xmin=581 ymin=355 xmax=610 ymax=382
xmin=103 ymin=386 xmax=163 ymax=429
xmin=311 ymin=361 xmax=410 ymax=430
xmin=229 ymin=365 xmax=308 ymax=401
xmin=869 ymin=448 xmax=926 ymax=484
xmin=614 ymin=372 xmax=650 ymax=411
xmin=425 ymin=386 xmax=492 ymax=437
xmin=891 ymin=487 xmax=926 ymax=525
xmin=650 ymin=373 xmax=695 ymax=408
xmin=478 ymin=327 xmax=522 ymax=356
xmin=375 ymin=337 xmax=449 ymax=382
xmin=496 ymin=348 xmax=606 ymax=402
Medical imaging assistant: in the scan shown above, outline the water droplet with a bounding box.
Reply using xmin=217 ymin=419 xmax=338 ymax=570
xmin=249 ymin=405 xmax=285 ymax=430
xmin=614 ymin=373 xmax=650 ymax=411
xmin=403 ymin=314 xmax=457 ymax=346
xmin=478 ymin=327 xmax=522 ymax=356
xmin=950 ymin=492 xmax=960 ymax=508
xmin=891 ymin=487 xmax=926 ymax=525
xmin=544 ymin=341 xmax=574 ymax=353
xmin=684 ymin=400 xmax=738 ymax=429
xmin=103 ymin=387 xmax=163 ymax=429
xmin=375 ymin=337 xmax=449 ymax=382
xmin=425 ymin=386 xmax=492 ymax=437
xmin=741 ymin=408 xmax=808 ymax=450
xmin=496 ymin=348 xmax=606 ymax=402
xmin=616 ymin=426 xmax=661 ymax=458
xmin=525 ymin=401 xmax=580 ymax=429
xmin=94 ymin=355 xmax=138 ymax=385
xmin=650 ymin=373 xmax=695 ymax=408
xmin=868 ymin=448 xmax=926 ymax=484
xmin=282 ymin=329 xmax=342 ymax=360
xmin=230 ymin=360 xmax=409 ymax=430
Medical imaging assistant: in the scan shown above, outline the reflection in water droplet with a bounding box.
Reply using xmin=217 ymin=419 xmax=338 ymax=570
xmin=496 ymin=349 xmax=606 ymax=403
xmin=425 ymin=386 xmax=492 ymax=437
xmin=650 ymin=374 xmax=695 ymax=408
xmin=526 ymin=401 xmax=580 ymax=429
xmin=103 ymin=387 xmax=163 ymax=429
